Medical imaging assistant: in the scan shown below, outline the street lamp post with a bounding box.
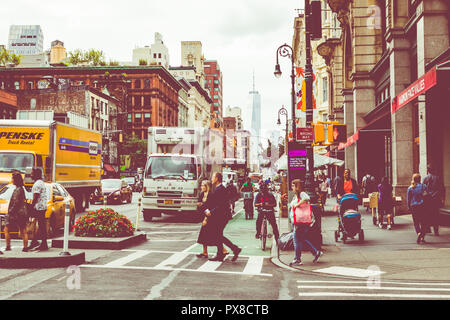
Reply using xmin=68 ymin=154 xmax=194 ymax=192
xmin=274 ymin=0 xmax=317 ymax=204
xmin=274 ymin=44 xmax=296 ymax=141
xmin=277 ymin=105 xmax=288 ymax=172
xmin=303 ymin=0 xmax=317 ymax=203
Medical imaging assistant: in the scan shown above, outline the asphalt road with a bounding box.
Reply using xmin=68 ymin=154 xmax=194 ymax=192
xmin=1 ymin=193 xmax=450 ymax=302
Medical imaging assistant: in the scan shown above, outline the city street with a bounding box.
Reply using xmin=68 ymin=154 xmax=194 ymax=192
xmin=1 ymin=194 xmax=450 ymax=301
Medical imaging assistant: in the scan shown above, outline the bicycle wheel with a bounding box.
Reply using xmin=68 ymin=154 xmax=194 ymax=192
xmin=261 ymin=218 xmax=267 ymax=251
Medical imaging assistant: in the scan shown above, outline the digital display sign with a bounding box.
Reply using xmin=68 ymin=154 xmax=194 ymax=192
xmin=288 ymin=141 xmax=307 ymax=185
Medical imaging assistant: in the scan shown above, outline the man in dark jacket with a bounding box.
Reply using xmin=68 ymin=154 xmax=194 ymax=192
xmin=423 ymin=165 xmax=445 ymax=235
xmin=205 ymin=172 xmax=242 ymax=262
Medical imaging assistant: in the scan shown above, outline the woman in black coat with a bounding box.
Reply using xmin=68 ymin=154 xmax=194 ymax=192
xmin=196 ymin=180 xmax=229 ymax=258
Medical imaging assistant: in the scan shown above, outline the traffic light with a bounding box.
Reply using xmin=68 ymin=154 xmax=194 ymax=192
xmin=328 ymin=124 xmax=347 ymax=144
xmin=313 ymin=123 xmax=325 ymax=143
xmin=310 ymin=0 xmax=322 ymax=40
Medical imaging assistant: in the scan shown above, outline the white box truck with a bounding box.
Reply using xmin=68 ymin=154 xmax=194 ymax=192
xmin=142 ymin=127 xmax=223 ymax=221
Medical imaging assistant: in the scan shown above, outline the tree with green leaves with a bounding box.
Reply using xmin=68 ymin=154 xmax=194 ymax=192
xmin=139 ymin=59 xmax=148 ymax=66
xmin=67 ymin=49 xmax=105 ymax=66
xmin=121 ymin=133 xmax=147 ymax=170
xmin=0 ymin=47 xmax=22 ymax=66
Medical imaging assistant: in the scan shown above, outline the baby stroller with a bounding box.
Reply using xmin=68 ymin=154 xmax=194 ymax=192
xmin=335 ymin=193 xmax=364 ymax=243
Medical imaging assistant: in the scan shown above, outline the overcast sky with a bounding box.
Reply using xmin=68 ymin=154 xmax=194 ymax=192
xmin=1 ymin=0 xmax=304 ymax=142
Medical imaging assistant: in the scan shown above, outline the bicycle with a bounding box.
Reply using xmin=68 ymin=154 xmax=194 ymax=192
xmin=257 ymin=207 xmax=273 ymax=251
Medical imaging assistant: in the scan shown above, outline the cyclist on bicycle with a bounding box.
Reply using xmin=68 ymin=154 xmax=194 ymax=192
xmin=254 ymin=180 xmax=280 ymax=243
xmin=240 ymin=177 xmax=256 ymax=219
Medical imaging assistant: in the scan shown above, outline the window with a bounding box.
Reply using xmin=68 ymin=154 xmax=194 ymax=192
xmin=144 ymin=113 xmax=151 ymax=125
xmin=127 ymin=114 xmax=132 ymax=122
xmin=135 ymin=113 xmax=142 ymax=123
xmin=144 ymin=79 xmax=150 ymax=88
xmin=134 ymin=80 xmax=141 ymax=89
xmin=322 ymin=77 xmax=328 ymax=103
xmin=144 ymin=96 xmax=151 ymax=108
xmin=153 ymin=54 xmax=157 ymax=58
xmin=214 ymin=80 xmax=219 ymax=84
xmin=158 ymin=53 xmax=161 ymax=58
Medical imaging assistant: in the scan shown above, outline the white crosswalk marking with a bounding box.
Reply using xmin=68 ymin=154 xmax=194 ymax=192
xmin=242 ymin=256 xmax=264 ymax=275
xmin=155 ymin=252 xmax=190 ymax=269
xmin=197 ymin=260 xmax=222 ymax=272
xmin=296 ymin=280 xmax=450 ymax=299
xmin=80 ymin=250 xmax=272 ymax=277
xmin=105 ymin=250 xmax=150 ymax=267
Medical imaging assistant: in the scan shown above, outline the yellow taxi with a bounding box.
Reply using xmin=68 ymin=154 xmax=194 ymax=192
xmin=0 ymin=182 xmax=76 ymax=239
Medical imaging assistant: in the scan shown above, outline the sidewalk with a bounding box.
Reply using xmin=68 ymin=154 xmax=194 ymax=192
xmin=272 ymin=197 xmax=450 ymax=281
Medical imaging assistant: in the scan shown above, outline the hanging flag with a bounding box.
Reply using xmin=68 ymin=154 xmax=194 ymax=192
xmin=295 ymin=67 xmax=317 ymax=112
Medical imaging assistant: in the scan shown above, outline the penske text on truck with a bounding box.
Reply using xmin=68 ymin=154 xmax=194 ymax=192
xmin=0 ymin=120 xmax=101 ymax=212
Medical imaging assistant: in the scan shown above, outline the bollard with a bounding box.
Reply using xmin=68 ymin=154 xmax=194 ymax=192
xmin=135 ymin=197 xmax=142 ymax=231
xmin=104 ymin=196 xmax=107 ymax=209
xmin=59 ymin=202 xmax=71 ymax=256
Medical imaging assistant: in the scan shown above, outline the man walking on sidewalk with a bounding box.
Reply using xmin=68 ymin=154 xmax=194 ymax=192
xmin=205 ymin=172 xmax=242 ymax=262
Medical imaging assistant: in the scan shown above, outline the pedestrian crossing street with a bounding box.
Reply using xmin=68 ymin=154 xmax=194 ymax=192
xmin=296 ymin=279 xmax=450 ymax=299
xmin=80 ymin=249 xmax=273 ymax=277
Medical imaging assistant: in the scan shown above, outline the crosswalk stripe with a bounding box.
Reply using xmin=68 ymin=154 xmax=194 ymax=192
xmin=298 ymin=285 xmax=450 ymax=292
xmin=80 ymin=264 xmax=273 ymax=277
xmin=155 ymin=252 xmax=190 ymax=269
xmin=197 ymin=260 xmax=222 ymax=272
xmin=298 ymin=292 xmax=450 ymax=299
xmin=297 ymin=280 xmax=450 ymax=286
xmin=79 ymin=249 xmax=272 ymax=277
xmin=242 ymin=256 xmax=264 ymax=275
xmin=105 ymin=250 xmax=150 ymax=267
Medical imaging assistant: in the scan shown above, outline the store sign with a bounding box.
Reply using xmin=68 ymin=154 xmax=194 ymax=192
xmin=288 ymin=141 xmax=307 ymax=185
xmin=392 ymin=66 xmax=437 ymax=113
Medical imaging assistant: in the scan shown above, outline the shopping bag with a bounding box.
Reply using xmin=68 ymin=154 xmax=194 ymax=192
xmin=278 ymin=232 xmax=294 ymax=251
xmin=293 ymin=202 xmax=312 ymax=225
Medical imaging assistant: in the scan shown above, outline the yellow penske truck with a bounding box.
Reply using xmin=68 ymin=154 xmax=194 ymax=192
xmin=0 ymin=120 xmax=102 ymax=212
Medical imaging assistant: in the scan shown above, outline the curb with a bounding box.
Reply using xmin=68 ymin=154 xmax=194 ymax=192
xmin=0 ymin=252 xmax=85 ymax=269
xmin=51 ymin=232 xmax=147 ymax=250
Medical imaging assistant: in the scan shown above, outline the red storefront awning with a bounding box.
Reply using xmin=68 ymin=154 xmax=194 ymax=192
xmin=391 ymin=66 xmax=437 ymax=113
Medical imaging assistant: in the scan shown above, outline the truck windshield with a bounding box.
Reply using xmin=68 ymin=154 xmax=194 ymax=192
xmin=0 ymin=153 xmax=34 ymax=173
xmin=145 ymin=156 xmax=197 ymax=180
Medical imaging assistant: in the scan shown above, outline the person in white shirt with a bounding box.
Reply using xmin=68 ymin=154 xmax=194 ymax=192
xmin=28 ymin=168 xmax=49 ymax=251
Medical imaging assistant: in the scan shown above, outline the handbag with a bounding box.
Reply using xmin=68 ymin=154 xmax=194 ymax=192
xmin=293 ymin=202 xmax=313 ymax=225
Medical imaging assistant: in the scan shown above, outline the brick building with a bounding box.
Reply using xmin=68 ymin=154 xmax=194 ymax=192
xmin=0 ymin=66 xmax=182 ymax=140
xmin=0 ymin=89 xmax=17 ymax=119
xmin=204 ymin=60 xmax=223 ymax=128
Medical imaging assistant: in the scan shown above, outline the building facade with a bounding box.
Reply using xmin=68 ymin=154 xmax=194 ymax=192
xmin=316 ymin=0 xmax=449 ymax=213
xmin=204 ymin=60 xmax=223 ymax=128
xmin=293 ymin=1 xmax=342 ymax=156
xmin=8 ymin=25 xmax=44 ymax=55
xmin=169 ymin=66 xmax=212 ymax=128
xmin=181 ymin=41 xmax=205 ymax=88
xmin=0 ymin=89 xmax=17 ymax=119
xmin=0 ymin=66 xmax=181 ymax=140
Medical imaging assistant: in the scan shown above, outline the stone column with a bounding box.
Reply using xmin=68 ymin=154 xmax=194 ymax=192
xmin=342 ymin=88 xmax=355 ymax=174
xmin=389 ymin=33 xmax=413 ymax=210
xmin=416 ymin=0 xmax=449 ymax=176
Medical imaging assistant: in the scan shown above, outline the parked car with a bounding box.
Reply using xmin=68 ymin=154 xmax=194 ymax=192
xmin=90 ymin=179 xmax=132 ymax=205
xmin=0 ymin=182 xmax=76 ymax=238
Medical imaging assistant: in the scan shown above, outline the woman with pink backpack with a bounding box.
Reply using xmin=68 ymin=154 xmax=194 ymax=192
xmin=286 ymin=179 xmax=323 ymax=266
